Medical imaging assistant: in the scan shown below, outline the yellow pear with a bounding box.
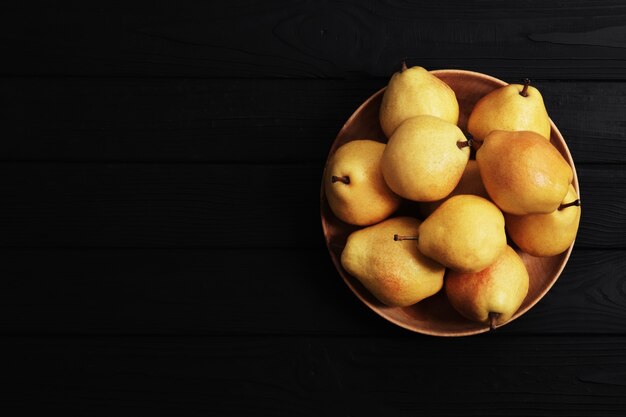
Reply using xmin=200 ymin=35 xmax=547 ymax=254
xmin=445 ymin=245 xmax=529 ymax=329
xmin=505 ymin=184 xmax=581 ymax=257
xmin=468 ymin=79 xmax=551 ymax=142
xmin=379 ymin=64 xmax=459 ymax=138
xmin=341 ymin=217 xmax=445 ymax=307
xmin=324 ymin=140 xmax=401 ymax=226
xmin=476 ymin=130 xmax=573 ymax=215
xmin=402 ymin=195 xmax=507 ymax=273
xmin=419 ymin=160 xmax=490 ymax=217
xmin=381 ymin=115 xmax=470 ymax=202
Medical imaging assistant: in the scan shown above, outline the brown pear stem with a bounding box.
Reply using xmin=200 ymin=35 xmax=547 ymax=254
xmin=489 ymin=312 xmax=500 ymax=331
xmin=457 ymin=139 xmax=472 ymax=149
xmin=394 ymin=234 xmax=419 ymax=241
xmin=520 ymin=78 xmax=531 ymax=97
xmin=559 ymin=199 xmax=581 ymax=210
xmin=457 ymin=133 xmax=484 ymax=150
xmin=331 ymin=175 xmax=350 ymax=184
xmin=401 ymin=60 xmax=408 ymax=72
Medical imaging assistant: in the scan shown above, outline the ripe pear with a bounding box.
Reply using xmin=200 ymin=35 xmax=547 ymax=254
xmin=379 ymin=64 xmax=459 ymax=138
xmin=419 ymin=160 xmax=490 ymax=217
xmin=324 ymin=140 xmax=401 ymax=226
xmin=401 ymin=195 xmax=507 ymax=273
xmin=445 ymin=245 xmax=529 ymax=329
xmin=341 ymin=217 xmax=445 ymax=307
xmin=468 ymin=79 xmax=551 ymax=142
xmin=505 ymin=184 xmax=581 ymax=257
xmin=381 ymin=115 xmax=470 ymax=202
xmin=476 ymin=130 xmax=573 ymax=215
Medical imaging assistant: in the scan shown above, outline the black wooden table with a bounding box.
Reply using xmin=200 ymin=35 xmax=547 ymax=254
xmin=2 ymin=1 xmax=626 ymax=415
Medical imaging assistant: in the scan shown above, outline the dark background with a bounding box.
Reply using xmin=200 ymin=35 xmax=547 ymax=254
xmin=2 ymin=1 xmax=626 ymax=415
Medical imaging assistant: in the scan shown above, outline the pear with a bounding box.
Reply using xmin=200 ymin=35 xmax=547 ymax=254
xmin=445 ymin=245 xmax=529 ymax=329
xmin=505 ymin=184 xmax=581 ymax=257
xmin=419 ymin=160 xmax=490 ymax=217
xmin=341 ymin=217 xmax=445 ymax=307
xmin=476 ymin=130 xmax=573 ymax=215
xmin=379 ymin=63 xmax=459 ymax=138
xmin=381 ymin=115 xmax=470 ymax=202
xmin=397 ymin=195 xmax=507 ymax=273
xmin=324 ymin=140 xmax=401 ymax=226
xmin=468 ymin=78 xmax=551 ymax=142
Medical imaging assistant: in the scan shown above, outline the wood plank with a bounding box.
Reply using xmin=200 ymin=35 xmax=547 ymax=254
xmin=0 ymin=248 xmax=391 ymax=336
xmin=577 ymin=165 xmax=626 ymax=249
xmin=0 ymin=163 xmax=620 ymax=249
xmin=3 ymin=335 xmax=626 ymax=415
xmin=1 ymin=248 xmax=624 ymax=336
xmin=0 ymin=78 xmax=378 ymax=163
xmin=2 ymin=78 xmax=625 ymax=164
xmin=3 ymin=1 xmax=626 ymax=79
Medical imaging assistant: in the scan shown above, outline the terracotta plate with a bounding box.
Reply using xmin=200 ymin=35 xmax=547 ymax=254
xmin=320 ymin=69 xmax=580 ymax=336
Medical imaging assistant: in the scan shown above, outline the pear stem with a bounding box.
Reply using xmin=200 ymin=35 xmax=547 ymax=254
xmin=559 ymin=199 xmax=581 ymax=210
xmin=401 ymin=60 xmax=408 ymax=72
xmin=520 ymin=78 xmax=531 ymax=97
xmin=331 ymin=175 xmax=350 ymax=184
xmin=457 ymin=133 xmax=484 ymax=149
xmin=394 ymin=234 xmax=418 ymax=241
xmin=489 ymin=312 xmax=500 ymax=331
xmin=457 ymin=139 xmax=473 ymax=149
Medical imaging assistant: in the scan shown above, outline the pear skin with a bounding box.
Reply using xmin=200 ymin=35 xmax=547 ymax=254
xmin=381 ymin=115 xmax=470 ymax=202
xmin=476 ymin=130 xmax=573 ymax=215
xmin=324 ymin=140 xmax=401 ymax=226
xmin=419 ymin=160 xmax=490 ymax=217
xmin=416 ymin=195 xmax=507 ymax=273
xmin=379 ymin=65 xmax=459 ymax=138
xmin=505 ymin=184 xmax=581 ymax=257
xmin=445 ymin=245 xmax=530 ymax=328
xmin=341 ymin=217 xmax=445 ymax=307
xmin=468 ymin=80 xmax=551 ymax=141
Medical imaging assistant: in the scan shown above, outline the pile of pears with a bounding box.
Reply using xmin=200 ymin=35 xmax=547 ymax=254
xmin=324 ymin=64 xmax=581 ymax=330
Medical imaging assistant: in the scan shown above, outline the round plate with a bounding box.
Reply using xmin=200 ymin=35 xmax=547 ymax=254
xmin=320 ymin=69 xmax=580 ymax=336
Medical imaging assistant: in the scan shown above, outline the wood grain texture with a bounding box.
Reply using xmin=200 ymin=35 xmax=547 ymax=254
xmin=2 ymin=78 xmax=625 ymax=164
xmin=0 ymin=78 xmax=377 ymax=163
xmin=0 ymin=163 xmax=621 ymax=249
xmin=2 ymin=336 xmax=626 ymax=416
xmin=1 ymin=249 xmax=624 ymax=336
xmin=0 ymin=163 xmax=323 ymax=249
xmin=4 ymin=1 xmax=626 ymax=79
xmin=0 ymin=248 xmax=390 ymax=336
